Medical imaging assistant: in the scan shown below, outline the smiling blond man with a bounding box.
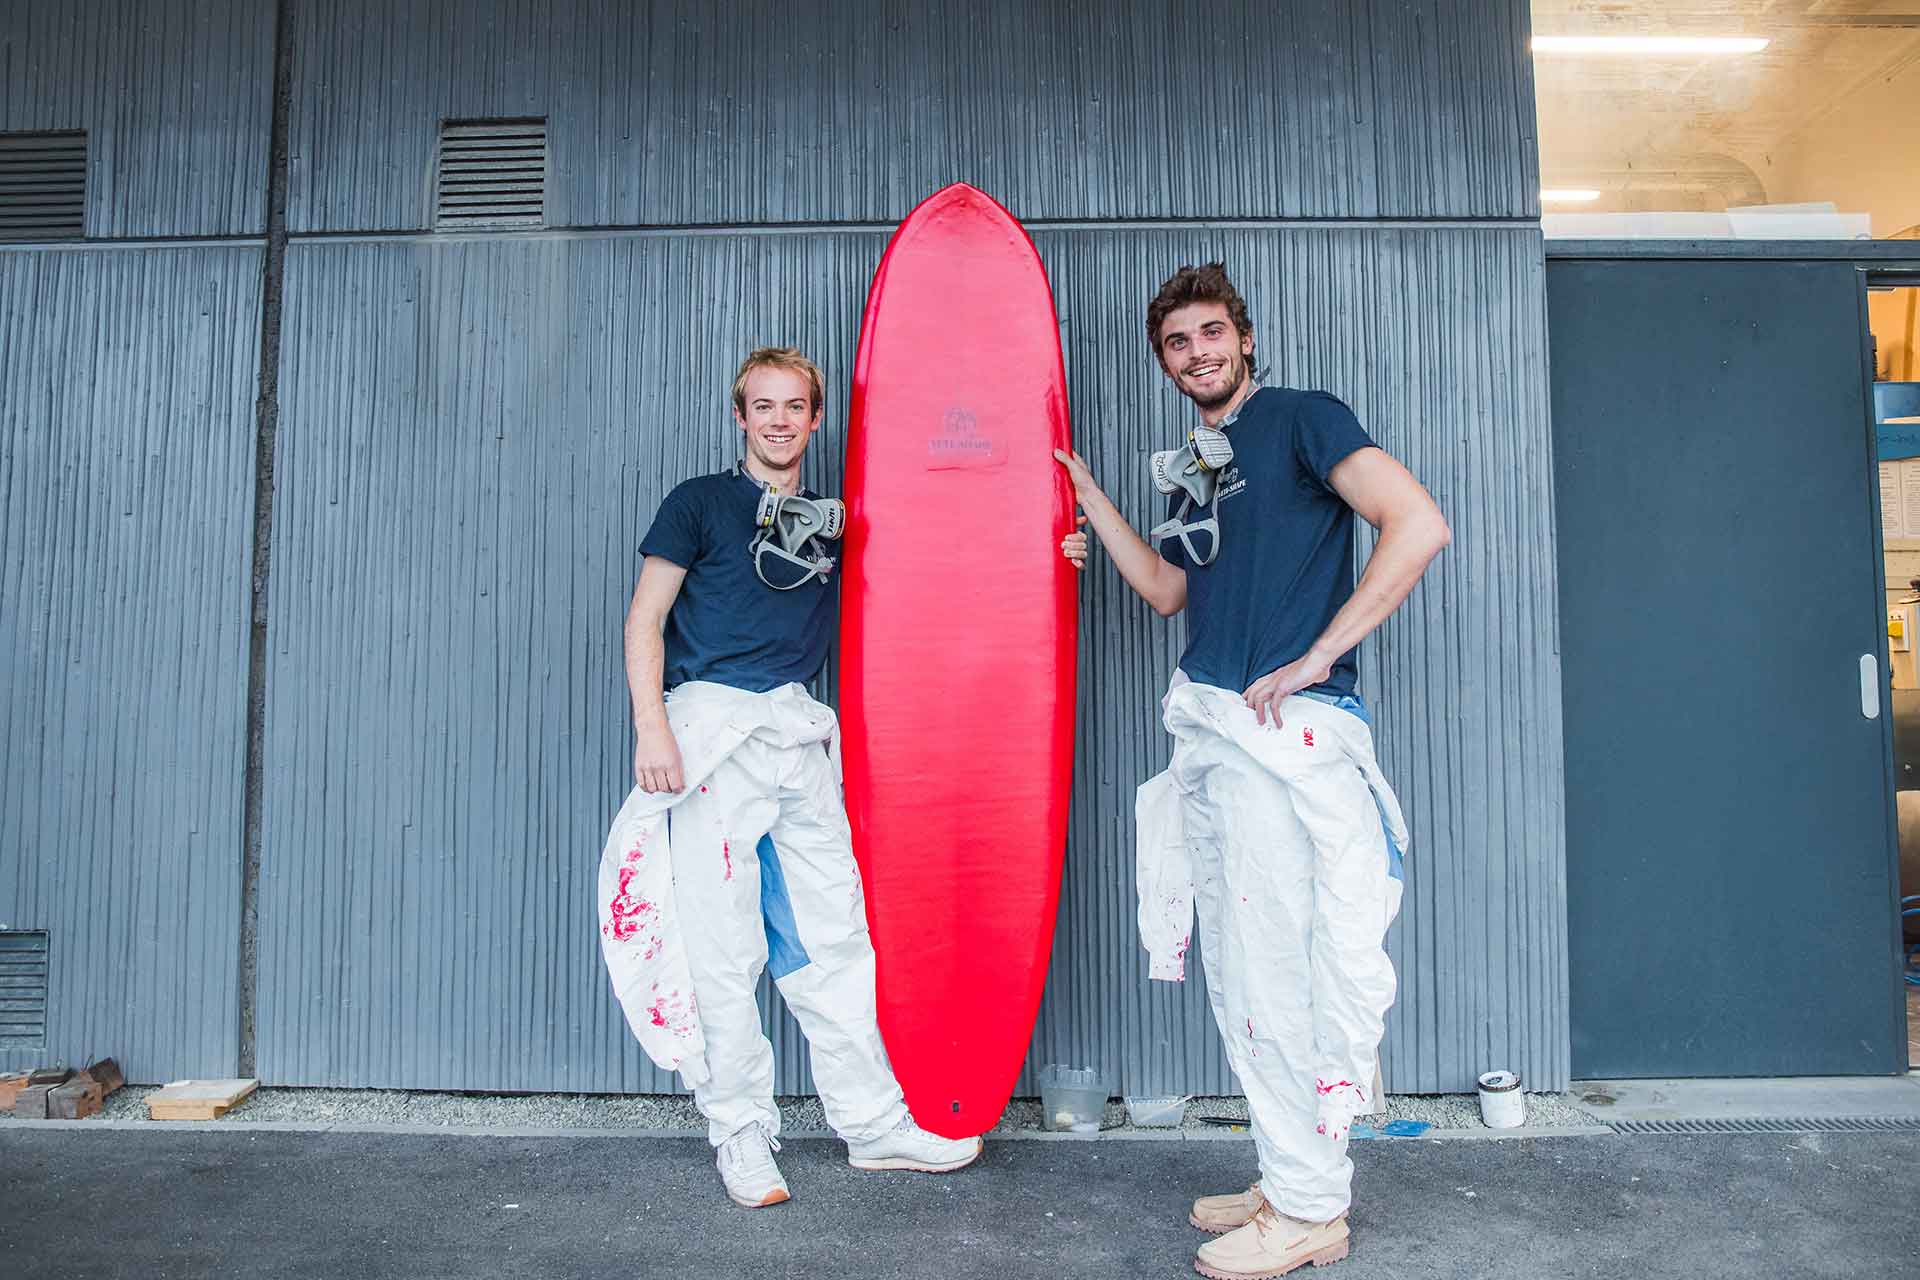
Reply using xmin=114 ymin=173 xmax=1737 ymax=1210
xmin=600 ymin=347 xmax=980 ymax=1209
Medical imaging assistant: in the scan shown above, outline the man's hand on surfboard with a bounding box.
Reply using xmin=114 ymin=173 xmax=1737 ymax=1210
xmin=1052 ymin=448 xmax=1099 ymax=500
xmin=1061 ymin=515 xmax=1089 ymax=570
xmin=633 ymin=717 xmax=686 ymax=794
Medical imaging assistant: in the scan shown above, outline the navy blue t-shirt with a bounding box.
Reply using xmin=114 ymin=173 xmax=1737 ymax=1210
xmin=638 ymin=466 xmax=837 ymax=693
xmin=1158 ymin=386 xmax=1376 ymax=697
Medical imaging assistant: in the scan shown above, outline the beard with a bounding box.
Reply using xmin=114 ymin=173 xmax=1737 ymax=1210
xmin=1181 ymin=355 xmax=1248 ymax=410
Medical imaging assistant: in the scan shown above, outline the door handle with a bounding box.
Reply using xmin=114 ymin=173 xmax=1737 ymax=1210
xmin=1861 ymin=653 xmax=1880 ymax=720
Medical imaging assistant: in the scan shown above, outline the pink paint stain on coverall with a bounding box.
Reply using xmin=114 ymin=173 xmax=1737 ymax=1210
xmin=605 ymin=866 xmax=655 ymax=942
xmin=643 ymin=986 xmax=699 ymax=1040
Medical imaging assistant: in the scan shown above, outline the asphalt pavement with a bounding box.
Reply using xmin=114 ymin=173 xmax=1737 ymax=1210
xmin=3 ymin=1126 xmax=1916 ymax=1279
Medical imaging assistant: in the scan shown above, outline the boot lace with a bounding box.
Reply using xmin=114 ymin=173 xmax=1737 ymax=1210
xmin=721 ymin=1124 xmax=780 ymax=1170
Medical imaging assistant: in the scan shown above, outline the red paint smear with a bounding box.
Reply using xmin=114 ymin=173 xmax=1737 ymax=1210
xmin=722 ymin=838 xmax=733 ymax=882
xmin=606 ymin=866 xmax=656 ymax=942
xmin=647 ymin=988 xmax=697 ymax=1034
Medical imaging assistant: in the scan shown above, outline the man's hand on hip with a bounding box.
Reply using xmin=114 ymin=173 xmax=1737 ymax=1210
xmin=633 ymin=717 xmax=686 ymax=794
xmin=1244 ymin=653 xmax=1334 ymax=728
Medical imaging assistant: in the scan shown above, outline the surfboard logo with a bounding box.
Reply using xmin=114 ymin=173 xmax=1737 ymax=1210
xmin=926 ymin=406 xmax=1006 ymax=470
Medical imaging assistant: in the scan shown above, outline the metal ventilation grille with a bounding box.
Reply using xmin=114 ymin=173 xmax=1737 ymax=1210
xmin=435 ymin=119 xmax=547 ymax=230
xmin=0 ymin=132 xmax=86 ymax=242
xmin=1612 ymin=1116 xmax=1920 ymax=1135
xmin=0 ymin=932 xmax=50 ymax=1049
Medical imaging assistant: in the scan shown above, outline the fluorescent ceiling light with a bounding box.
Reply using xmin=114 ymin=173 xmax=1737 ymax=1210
xmin=1541 ymin=189 xmax=1601 ymax=203
xmin=1532 ymin=36 xmax=1770 ymax=55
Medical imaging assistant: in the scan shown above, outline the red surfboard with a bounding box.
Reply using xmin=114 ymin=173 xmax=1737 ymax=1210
xmin=840 ymin=184 xmax=1078 ymax=1139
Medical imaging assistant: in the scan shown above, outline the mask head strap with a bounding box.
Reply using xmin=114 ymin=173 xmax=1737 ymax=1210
xmin=1149 ymin=493 xmax=1220 ymax=566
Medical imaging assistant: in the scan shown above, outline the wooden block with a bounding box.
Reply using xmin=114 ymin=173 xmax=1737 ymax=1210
xmin=83 ymin=1058 xmax=125 ymax=1097
xmin=48 ymin=1075 xmax=102 ymax=1120
xmin=26 ymin=1067 xmax=71 ymax=1087
xmin=14 ymin=1084 xmax=53 ymax=1120
xmin=0 ymin=1071 xmax=29 ymax=1113
xmin=146 ymin=1078 xmax=259 ymax=1121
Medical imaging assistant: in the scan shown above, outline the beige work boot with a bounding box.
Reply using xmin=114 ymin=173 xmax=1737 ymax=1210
xmin=1189 ymin=1183 xmax=1265 ymax=1234
xmin=1193 ymin=1204 xmax=1349 ymax=1278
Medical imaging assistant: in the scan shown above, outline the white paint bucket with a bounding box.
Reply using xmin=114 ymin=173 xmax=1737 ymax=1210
xmin=1477 ymin=1070 xmax=1525 ymax=1129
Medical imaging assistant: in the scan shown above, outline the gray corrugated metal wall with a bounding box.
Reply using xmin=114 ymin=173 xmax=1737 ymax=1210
xmin=0 ymin=245 xmax=264 ymax=1077
xmin=0 ymin=0 xmax=272 ymax=1079
xmin=261 ymin=225 xmax=1562 ymax=1096
xmin=3 ymin=0 xmax=1568 ymax=1093
xmin=284 ymin=0 xmax=1537 ymax=232
xmin=259 ymin=235 xmax=880 ymax=1088
xmin=0 ymin=0 xmax=273 ymax=237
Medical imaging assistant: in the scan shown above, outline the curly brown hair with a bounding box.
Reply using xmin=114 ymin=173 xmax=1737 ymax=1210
xmin=1145 ymin=262 xmax=1254 ymax=364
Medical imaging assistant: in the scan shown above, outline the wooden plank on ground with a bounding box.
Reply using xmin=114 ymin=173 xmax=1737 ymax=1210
xmin=48 ymin=1073 xmax=102 ymax=1120
xmin=0 ymin=1071 xmax=28 ymax=1113
xmin=83 ymin=1058 xmax=124 ymax=1097
xmin=146 ymin=1078 xmax=259 ymax=1121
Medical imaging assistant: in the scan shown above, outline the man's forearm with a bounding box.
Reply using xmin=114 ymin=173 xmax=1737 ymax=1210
xmin=624 ymin=606 xmax=669 ymax=727
xmin=1303 ymin=511 xmax=1450 ymax=668
xmin=1078 ymin=482 xmax=1185 ymax=617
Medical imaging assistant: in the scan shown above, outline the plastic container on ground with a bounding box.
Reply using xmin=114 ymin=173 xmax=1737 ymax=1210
xmin=1124 ymin=1094 xmax=1191 ymax=1128
xmin=1038 ymin=1065 xmax=1108 ymax=1133
xmin=1477 ymin=1070 xmax=1526 ymax=1128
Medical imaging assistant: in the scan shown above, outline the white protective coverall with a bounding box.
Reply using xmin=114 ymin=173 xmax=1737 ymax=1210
xmin=1136 ymin=672 xmax=1409 ymax=1223
xmin=597 ymin=680 xmax=907 ymax=1146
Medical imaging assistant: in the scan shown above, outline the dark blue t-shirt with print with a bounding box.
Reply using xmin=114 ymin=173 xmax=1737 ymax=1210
xmin=639 ymin=466 xmax=837 ymax=693
xmin=1157 ymin=386 xmax=1376 ymax=697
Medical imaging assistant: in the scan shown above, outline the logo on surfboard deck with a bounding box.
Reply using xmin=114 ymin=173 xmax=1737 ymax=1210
xmin=926 ymin=406 xmax=1006 ymax=470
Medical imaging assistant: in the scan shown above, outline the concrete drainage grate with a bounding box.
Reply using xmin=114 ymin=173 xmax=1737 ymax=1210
xmin=1610 ymin=1116 xmax=1920 ymax=1135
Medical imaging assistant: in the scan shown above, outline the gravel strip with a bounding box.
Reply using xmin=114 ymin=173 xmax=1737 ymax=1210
xmin=4 ymin=1087 xmax=1601 ymax=1134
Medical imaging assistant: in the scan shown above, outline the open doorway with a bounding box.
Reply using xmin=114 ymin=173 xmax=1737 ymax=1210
xmin=1870 ymin=272 xmax=1920 ymax=1066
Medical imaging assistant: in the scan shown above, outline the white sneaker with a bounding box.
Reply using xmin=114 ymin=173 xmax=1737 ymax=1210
xmin=846 ymin=1114 xmax=984 ymax=1173
xmin=717 ymin=1125 xmax=791 ymax=1208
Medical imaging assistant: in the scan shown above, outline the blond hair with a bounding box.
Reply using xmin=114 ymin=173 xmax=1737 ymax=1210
xmin=730 ymin=347 xmax=825 ymax=417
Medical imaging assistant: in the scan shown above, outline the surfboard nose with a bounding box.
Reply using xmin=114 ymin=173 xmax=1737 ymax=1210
xmin=901 ymin=182 xmax=1033 ymax=261
xmin=915 ymin=181 xmax=1015 ymax=221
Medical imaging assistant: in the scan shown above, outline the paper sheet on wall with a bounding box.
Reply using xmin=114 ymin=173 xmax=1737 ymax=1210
xmin=1879 ymin=459 xmax=1920 ymax=540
